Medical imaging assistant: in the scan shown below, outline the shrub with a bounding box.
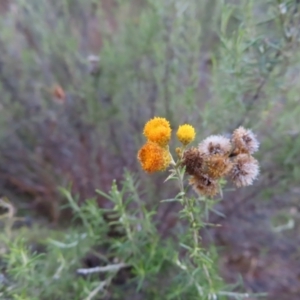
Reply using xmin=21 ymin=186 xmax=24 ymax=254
xmin=0 ymin=0 xmax=300 ymax=298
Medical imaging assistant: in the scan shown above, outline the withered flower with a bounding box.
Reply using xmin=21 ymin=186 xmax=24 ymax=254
xmin=202 ymin=154 xmax=233 ymax=179
xmin=189 ymin=175 xmax=219 ymax=197
xmin=232 ymin=127 xmax=259 ymax=154
xmin=182 ymin=147 xmax=203 ymax=177
xmin=198 ymin=135 xmax=232 ymax=156
xmin=230 ymin=154 xmax=259 ymax=187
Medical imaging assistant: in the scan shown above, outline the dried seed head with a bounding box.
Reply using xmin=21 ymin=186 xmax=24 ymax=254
xmin=230 ymin=154 xmax=259 ymax=187
xmin=198 ymin=135 xmax=232 ymax=156
xmin=202 ymin=154 xmax=233 ymax=179
xmin=232 ymin=127 xmax=259 ymax=154
xmin=182 ymin=147 xmax=204 ymax=176
xmin=189 ymin=175 xmax=219 ymax=197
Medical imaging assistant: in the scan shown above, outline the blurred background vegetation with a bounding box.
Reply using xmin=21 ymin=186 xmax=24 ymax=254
xmin=0 ymin=0 xmax=300 ymax=299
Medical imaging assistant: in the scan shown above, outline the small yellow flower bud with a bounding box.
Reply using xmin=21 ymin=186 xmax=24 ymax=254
xmin=175 ymin=147 xmax=182 ymax=158
xmin=176 ymin=124 xmax=196 ymax=145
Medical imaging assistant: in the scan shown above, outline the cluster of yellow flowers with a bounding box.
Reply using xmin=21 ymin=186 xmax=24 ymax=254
xmin=137 ymin=117 xmax=195 ymax=173
xmin=137 ymin=117 xmax=259 ymax=197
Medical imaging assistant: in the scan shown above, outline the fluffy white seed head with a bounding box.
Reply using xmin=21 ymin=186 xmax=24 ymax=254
xmin=198 ymin=135 xmax=232 ymax=156
xmin=232 ymin=127 xmax=259 ymax=154
xmin=230 ymin=154 xmax=260 ymax=187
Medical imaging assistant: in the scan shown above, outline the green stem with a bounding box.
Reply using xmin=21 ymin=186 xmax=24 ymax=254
xmin=171 ymin=154 xmax=213 ymax=290
xmin=171 ymin=156 xmax=198 ymax=249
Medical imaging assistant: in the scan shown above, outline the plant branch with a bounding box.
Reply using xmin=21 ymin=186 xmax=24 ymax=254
xmin=171 ymin=154 xmax=213 ymax=290
xmin=77 ymin=263 xmax=128 ymax=275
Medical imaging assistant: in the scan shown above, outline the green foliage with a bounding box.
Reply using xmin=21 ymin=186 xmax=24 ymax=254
xmin=0 ymin=171 xmax=266 ymax=299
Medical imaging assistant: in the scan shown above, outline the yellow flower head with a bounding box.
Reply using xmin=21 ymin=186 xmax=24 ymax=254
xmin=137 ymin=141 xmax=171 ymax=173
xmin=176 ymin=124 xmax=196 ymax=145
xmin=143 ymin=117 xmax=171 ymax=147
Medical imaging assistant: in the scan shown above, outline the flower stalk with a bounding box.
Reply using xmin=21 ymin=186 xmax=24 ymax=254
xmin=171 ymin=151 xmax=213 ymax=291
xmin=137 ymin=116 xmax=260 ymax=296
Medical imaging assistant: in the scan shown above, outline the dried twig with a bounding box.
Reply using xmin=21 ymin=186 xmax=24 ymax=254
xmin=84 ymin=279 xmax=109 ymax=300
xmin=80 ymin=263 xmax=129 ymax=300
xmin=77 ymin=262 xmax=128 ymax=275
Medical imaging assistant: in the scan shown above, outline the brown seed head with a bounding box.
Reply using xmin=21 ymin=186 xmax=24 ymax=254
xmin=232 ymin=127 xmax=259 ymax=154
xmin=182 ymin=147 xmax=204 ymax=176
xmin=189 ymin=175 xmax=219 ymax=197
xmin=202 ymin=154 xmax=233 ymax=179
